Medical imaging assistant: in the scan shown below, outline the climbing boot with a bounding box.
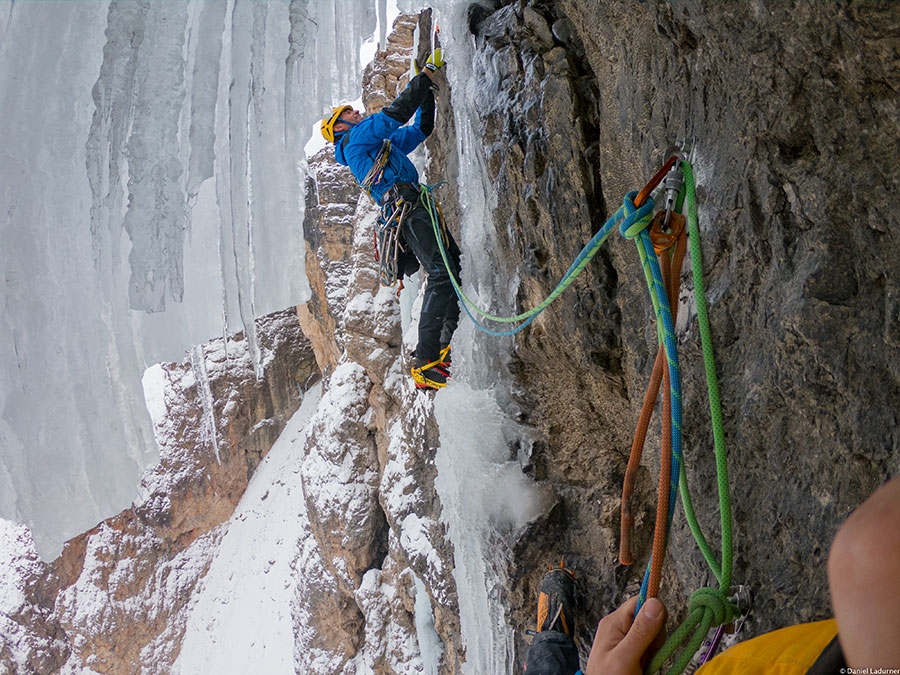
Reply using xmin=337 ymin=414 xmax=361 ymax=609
xmin=411 ymin=355 xmax=448 ymax=390
xmin=536 ymin=563 xmax=576 ymax=636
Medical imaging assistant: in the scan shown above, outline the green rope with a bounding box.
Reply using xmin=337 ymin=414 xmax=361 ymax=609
xmin=647 ymin=162 xmax=736 ymax=675
xmin=419 ymin=184 xmax=622 ymax=329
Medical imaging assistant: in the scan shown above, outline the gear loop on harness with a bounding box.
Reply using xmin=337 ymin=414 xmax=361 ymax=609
xmin=374 ymin=188 xmax=412 ymax=289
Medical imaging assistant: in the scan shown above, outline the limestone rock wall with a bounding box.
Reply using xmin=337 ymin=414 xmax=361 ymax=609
xmin=458 ymin=0 xmax=900 ymax=667
xmin=295 ymin=10 xmax=464 ymax=673
xmin=298 ymin=152 xmax=358 ymax=374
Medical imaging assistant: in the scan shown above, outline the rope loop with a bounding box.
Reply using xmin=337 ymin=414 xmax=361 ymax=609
xmin=619 ymin=191 xmax=656 ymax=239
xmin=647 ymin=586 xmax=739 ymax=674
xmin=689 ymin=587 xmax=739 ymax=627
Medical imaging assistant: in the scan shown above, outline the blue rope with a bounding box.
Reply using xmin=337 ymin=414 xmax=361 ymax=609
xmin=633 ymin=229 xmax=684 ymax=613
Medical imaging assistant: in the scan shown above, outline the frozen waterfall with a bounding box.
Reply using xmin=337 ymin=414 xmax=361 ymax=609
xmin=0 ymin=0 xmax=374 ymax=558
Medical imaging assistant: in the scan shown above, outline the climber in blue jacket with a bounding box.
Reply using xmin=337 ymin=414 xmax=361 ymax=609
xmin=321 ymin=50 xmax=461 ymax=391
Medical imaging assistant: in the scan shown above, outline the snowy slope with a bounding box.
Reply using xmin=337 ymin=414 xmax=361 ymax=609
xmin=175 ymin=384 xmax=322 ymax=674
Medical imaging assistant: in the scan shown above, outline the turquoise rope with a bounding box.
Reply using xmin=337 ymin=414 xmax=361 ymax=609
xmin=421 ymin=184 xmax=655 ymax=336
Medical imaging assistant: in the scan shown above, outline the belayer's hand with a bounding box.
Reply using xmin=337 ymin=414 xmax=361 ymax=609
xmin=584 ymin=597 xmax=667 ymax=675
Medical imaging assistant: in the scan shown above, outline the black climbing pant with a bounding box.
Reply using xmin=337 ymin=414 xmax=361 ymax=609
xmin=395 ymin=185 xmax=461 ymax=363
xmin=524 ymin=630 xmax=581 ymax=675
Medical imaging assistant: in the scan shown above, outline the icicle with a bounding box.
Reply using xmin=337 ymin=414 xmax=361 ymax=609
xmin=190 ymin=344 xmax=221 ymax=464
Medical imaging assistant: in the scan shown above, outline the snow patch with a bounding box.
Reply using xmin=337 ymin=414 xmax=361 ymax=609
xmin=175 ymin=384 xmax=322 ymax=674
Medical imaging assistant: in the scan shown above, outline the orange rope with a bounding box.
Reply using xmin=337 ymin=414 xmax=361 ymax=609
xmin=619 ymin=209 xmax=687 ymax=599
xmin=647 ymin=226 xmax=686 ymax=596
xmin=618 ymin=345 xmax=665 ymax=565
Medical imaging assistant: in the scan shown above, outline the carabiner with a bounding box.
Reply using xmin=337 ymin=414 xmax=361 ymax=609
xmin=662 ymin=163 xmax=685 ymax=231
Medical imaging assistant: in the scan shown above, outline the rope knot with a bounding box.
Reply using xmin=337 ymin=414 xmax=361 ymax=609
xmin=619 ymin=191 xmax=656 ymax=240
xmin=689 ymin=587 xmax=740 ymax=627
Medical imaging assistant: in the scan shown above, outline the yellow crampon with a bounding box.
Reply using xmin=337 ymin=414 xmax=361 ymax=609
xmin=410 ymin=346 xmax=452 ymax=390
xmin=438 ymin=344 xmax=451 ymax=364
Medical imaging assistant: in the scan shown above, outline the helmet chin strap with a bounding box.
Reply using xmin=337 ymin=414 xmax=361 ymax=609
xmin=334 ymin=117 xmax=358 ymax=137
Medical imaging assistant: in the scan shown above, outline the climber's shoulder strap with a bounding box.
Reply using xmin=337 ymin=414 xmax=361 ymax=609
xmin=361 ymin=139 xmax=392 ymax=191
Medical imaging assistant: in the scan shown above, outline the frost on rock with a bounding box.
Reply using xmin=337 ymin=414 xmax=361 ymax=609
xmin=298 ymin=151 xmax=360 ymax=373
xmin=0 ymin=520 xmax=68 ymax=673
xmin=136 ymin=310 xmax=316 ymax=542
xmin=342 ymin=196 xmax=405 ymax=380
xmin=55 ymin=522 xmax=222 ymax=675
xmin=381 ymin=415 xmax=455 ymax=610
xmin=300 ymin=361 xmax=384 ymax=591
xmin=352 ymin=548 xmax=428 ymax=675
xmin=291 ymin=479 xmax=361 ymax=675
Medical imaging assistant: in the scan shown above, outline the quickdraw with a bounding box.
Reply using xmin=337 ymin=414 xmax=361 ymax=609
xmin=355 ymin=139 xmax=407 ymax=292
xmin=375 ymin=193 xmax=411 ymax=288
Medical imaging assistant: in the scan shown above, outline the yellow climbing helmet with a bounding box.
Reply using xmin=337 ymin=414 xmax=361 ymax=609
xmin=321 ymin=105 xmax=353 ymax=143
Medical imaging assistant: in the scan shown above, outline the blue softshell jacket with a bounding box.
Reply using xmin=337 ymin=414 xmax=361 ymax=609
xmin=334 ymin=72 xmax=435 ymax=204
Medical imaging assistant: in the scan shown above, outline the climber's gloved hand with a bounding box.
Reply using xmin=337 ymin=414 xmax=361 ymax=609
xmin=424 ymin=48 xmax=445 ymax=72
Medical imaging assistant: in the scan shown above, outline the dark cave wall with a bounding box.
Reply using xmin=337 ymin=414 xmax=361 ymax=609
xmin=458 ymin=0 xmax=900 ymax=667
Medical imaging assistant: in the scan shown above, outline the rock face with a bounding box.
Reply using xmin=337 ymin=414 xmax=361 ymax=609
xmin=456 ymin=0 xmax=900 ymax=668
xmin=0 ymin=311 xmax=317 ymax=674
xmin=297 ymin=151 xmax=358 ymax=375
xmin=294 ymin=10 xmax=464 ymax=674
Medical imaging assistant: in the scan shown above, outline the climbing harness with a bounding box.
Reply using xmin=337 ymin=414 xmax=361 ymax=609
xmin=425 ymin=145 xmax=741 ymax=675
xmin=375 ymin=183 xmax=451 ymax=293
